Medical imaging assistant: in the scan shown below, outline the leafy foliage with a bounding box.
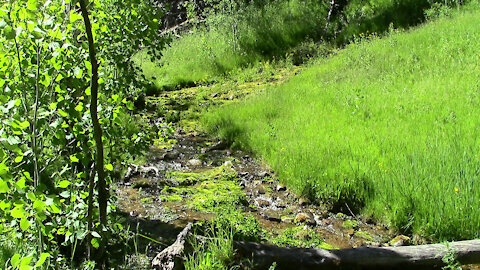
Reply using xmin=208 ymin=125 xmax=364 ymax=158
xmin=0 ymin=0 xmax=163 ymax=267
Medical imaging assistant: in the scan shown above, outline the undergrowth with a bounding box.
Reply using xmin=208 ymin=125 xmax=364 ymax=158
xmin=135 ymin=0 xmax=465 ymax=92
xmin=206 ymin=3 xmax=480 ymax=241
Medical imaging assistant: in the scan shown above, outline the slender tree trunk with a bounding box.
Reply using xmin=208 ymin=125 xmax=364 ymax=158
xmin=78 ymin=0 xmax=108 ymax=267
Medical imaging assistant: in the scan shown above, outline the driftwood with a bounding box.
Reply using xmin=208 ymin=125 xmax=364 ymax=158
xmin=152 ymin=223 xmax=193 ymax=270
xmin=234 ymin=240 xmax=480 ymax=270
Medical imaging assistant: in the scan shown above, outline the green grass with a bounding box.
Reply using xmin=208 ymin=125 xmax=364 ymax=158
xmin=136 ymin=0 xmax=459 ymax=91
xmin=205 ymin=3 xmax=480 ymax=241
xmin=134 ymin=0 xmax=328 ymax=90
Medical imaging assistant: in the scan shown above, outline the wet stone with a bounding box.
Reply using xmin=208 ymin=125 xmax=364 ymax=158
xmin=276 ymin=184 xmax=286 ymax=192
xmin=162 ymin=150 xmax=180 ymax=160
xmin=295 ymin=212 xmax=316 ymax=225
xmin=187 ymin=159 xmax=202 ymax=167
xmin=261 ymin=210 xmax=283 ymax=222
xmin=258 ymin=171 xmax=271 ymax=178
xmin=390 ymin=235 xmax=411 ymax=247
xmin=132 ymin=178 xmax=154 ymax=189
xmin=255 ymin=185 xmax=267 ymax=195
xmin=281 ymin=217 xmax=294 ymax=223
xmin=256 ymin=199 xmax=271 ymax=208
xmin=298 ymin=197 xmax=311 ymax=206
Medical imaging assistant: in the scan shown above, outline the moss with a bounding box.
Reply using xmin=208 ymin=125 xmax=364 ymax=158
xmin=354 ymin=231 xmax=374 ymax=242
xmin=188 ymin=179 xmax=245 ymax=211
xmin=160 ymin=165 xmax=243 ymax=212
xmin=160 ymin=194 xmax=183 ymax=202
xmin=140 ymin=197 xmax=154 ymax=204
xmin=342 ymin=220 xmax=359 ymax=230
xmin=270 ymin=226 xmax=336 ymax=249
xmin=166 ymin=164 xmax=237 ymax=185
xmin=153 ymin=138 xmax=178 ymax=150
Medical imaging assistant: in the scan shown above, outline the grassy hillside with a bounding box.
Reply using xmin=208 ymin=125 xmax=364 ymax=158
xmin=136 ymin=0 xmax=457 ymax=91
xmin=206 ymin=3 xmax=480 ymax=241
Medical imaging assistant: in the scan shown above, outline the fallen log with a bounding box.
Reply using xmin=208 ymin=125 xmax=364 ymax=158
xmin=151 ymin=223 xmax=193 ymax=270
xmin=234 ymin=240 xmax=480 ymax=270
xmin=152 ymin=223 xmax=480 ymax=269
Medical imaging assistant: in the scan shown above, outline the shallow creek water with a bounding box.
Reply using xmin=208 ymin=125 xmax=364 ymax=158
xmin=116 ymin=132 xmax=395 ymax=266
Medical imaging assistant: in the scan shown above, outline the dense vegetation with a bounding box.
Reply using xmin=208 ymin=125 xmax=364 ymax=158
xmin=1 ymin=0 xmax=478 ymax=268
xmin=207 ymin=2 xmax=480 ymax=241
xmin=0 ymin=0 xmax=164 ymax=268
xmin=137 ymin=0 xmax=462 ymax=90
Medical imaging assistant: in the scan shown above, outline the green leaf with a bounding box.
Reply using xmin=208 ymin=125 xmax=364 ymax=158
xmin=10 ymin=206 xmax=25 ymax=219
xmin=126 ymin=101 xmax=135 ymax=111
xmin=27 ymin=192 xmax=36 ymax=201
xmin=26 ymin=0 xmax=37 ymax=11
xmin=70 ymin=155 xmax=79 ymax=163
xmin=105 ymin=164 xmax=113 ymax=171
xmin=33 ymin=200 xmax=46 ymax=211
xmin=57 ymin=180 xmax=71 ymax=188
xmin=69 ymin=10 xmax=82 ymax=23
xmin=57 ymin=109 xmax=68 ymax=117
xmin=11 ymin=253 xmax=21 ymax=267
xmin=50 ymin=203 xmax=61 ymax=214
xmin=0 ymin=179 xmax=8 ymax=193
xmin=73 ymin=67 xmax=83 ymax=79
xmin=20 ymin=218 xmax=31 ymax=231
xmin=0 ymin=200 xmax=10 ymax=211
xmin=34 ymin=253 xmax=50 ymax=267
xmin=91 ymin=231 xmax=101 ymax=238
xmin=14 ymin=155 xmax=23 ymax=163
xmin=55 ymin=73 xmax=63 ymax=82
xmin=15 ymin=177 xmax=26 ymax=189
xmin=75 ymin=102 xmax=84 ymax=112
xmin=3 ymin=26 xmax=15 ymax=40
xmin=59 ymin=191 xmax=70 ymax=198
xmin=91 ymin=238 xmax=99 ymax=249
xmin=19 ymin=255 xmax=33 ymax=270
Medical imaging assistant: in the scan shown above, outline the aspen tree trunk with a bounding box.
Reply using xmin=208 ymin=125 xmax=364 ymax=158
xmin=78 ymin=0 xmax=108 ymax=267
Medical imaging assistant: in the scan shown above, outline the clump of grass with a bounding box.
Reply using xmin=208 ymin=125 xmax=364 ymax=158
xmin=185 ymin=207 xmax=262 ymax=270
xmin=185 ymin=223 xmax=235 ymax=270
xmin=206 ymin=3 xmax=480 ymax=241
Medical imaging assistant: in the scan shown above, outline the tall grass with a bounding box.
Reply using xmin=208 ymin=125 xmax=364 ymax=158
xmin=137 ymin=0 xmax=465 ymax=91
xmin=135 ymin=0 xmax=328 ymax=90
xmin=205 ymin=3 xmax=480 ymax=241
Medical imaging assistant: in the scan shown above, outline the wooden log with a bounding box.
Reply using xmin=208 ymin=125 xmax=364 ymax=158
xmin=234 ymin=240 xmax=480 ymax=270
xmin=152 ymin=223 xmax=193 ymax=270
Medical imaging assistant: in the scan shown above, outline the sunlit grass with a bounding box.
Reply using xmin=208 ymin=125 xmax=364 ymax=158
xmin=206 ymin=3 xmax=480 ymax=241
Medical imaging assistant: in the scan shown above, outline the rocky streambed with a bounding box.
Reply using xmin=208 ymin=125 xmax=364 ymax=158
xmin=113 ymin=70 xmax=409 ymax=268
xmin=115 ymin=131 xmax=405 ymax=268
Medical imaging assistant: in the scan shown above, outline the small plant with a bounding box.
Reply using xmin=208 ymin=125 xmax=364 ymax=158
xmin=185 ymin=222 xmax=236 ymax=270
xmin=442 ymin=243 xmax=461 ymax=270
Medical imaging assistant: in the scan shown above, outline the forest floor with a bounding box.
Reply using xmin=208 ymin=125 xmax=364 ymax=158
xmin=112 ymin=66 xmax=401 ymax=268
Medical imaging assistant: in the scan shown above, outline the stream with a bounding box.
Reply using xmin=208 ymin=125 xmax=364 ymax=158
xmin=114 ymin=73 xmax=397 ymax=268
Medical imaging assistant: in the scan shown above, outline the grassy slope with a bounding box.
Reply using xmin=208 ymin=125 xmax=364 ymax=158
xmin=206 ymin=5 xmax=480 ymax=241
